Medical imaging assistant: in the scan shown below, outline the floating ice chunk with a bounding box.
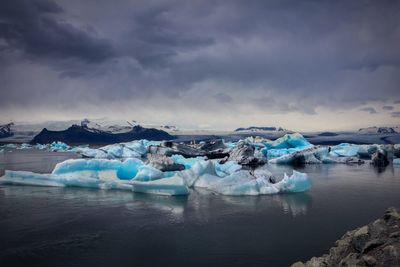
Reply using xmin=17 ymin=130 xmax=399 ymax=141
xmin=123 ymin=140 xmax=148 ymax=156
xmin=394 ymin=158 xmax=400 ymax=165
xmin=75 ymin=147 xmax=108 ymax=158
xmin=275 ymin=171 xmax=312 ymax=193
xmin=0 ymin=170 xmax=64 ymax=187
xmin=0 ymin=170 xmax=132 ymax=190
xmin=116 ymin=158 xmax=144 ymax=180
xmin=268 ymin=147 xmax=321 ymax=164
xmin=264 ymin=133 xmax=312 ymax=149
xmin=214 ymin=160 xmax=242 ymax=177
xmin=34 ymin=144 xmax=49 ymax=150
xmin=133 ymin=165 xmax=164 ymax=181
xmin=208 ymin=171 xmax=259 ymax=195
xmin=264 ymin=148 xmax=298 ymax=159
xmin=329 ymin=143 xmax=359 ymax=157
xmin=50 ymin=141 xmax=70 ymax=151
xmin=253 ymin=168 xmax=274 ymax=180
xmin=170 ymin=154 xmax=206 ymax=169
xmin=193 ymin=173 xmax=221 ymax=188
xmin=357 ymin=145 xmax=378 ymax=158
xmin=3 ymin=144 xmax=17 ymax=149
xmin=53 ymin=159 xmax=120 ymax=175
xmin=17 ymin=143 xmax=32 ymax=150
xmin=52 ymin=158 xmax=143 ymax=180
xmin=224 ymin=142 xmax=237 ymax=149
xmin=100 ymin=144 xmax=124 ymax=158
xmin=178 ymin=160 xmax=217 ymax=187
xmin=204 ymin=170 xmax=311 ymax=195
xmin=130 ymin=176 xmax=189 ymax=195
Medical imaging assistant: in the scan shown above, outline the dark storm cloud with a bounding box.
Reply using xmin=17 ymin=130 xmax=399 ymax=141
xmin=0 ymin=0 xmax=114 ymax=63
xmin=0 ymin=0 xmax=400 ymax=124
xmin=382 ymin=105 xmax=394 ymax=110
xmin=360 ymin=107 xmax=377 ymax=114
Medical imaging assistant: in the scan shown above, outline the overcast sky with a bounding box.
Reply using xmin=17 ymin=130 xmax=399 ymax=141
xmin=0 ymin=0 xmax=399 ymax=131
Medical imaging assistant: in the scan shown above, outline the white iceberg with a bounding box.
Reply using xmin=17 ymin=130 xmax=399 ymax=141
xmin=0 ymin=170 xmax=132 ymax=190
xmin=203 ymin=170 xmax=311 ymax=196
xmin=130 ymin=176 xmax=189 ymax=196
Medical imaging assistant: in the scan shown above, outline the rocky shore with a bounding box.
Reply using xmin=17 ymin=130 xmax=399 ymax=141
xmin=292 ymin=208 xmax=400 ymax=267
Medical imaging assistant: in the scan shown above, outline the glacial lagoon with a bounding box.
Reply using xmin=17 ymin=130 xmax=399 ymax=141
xmin=1 ymin=149 xmax=400 ymax=266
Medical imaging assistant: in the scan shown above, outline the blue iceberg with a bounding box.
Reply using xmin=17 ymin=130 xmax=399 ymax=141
xmin=329 ymin=143 xmax=359 ymax=157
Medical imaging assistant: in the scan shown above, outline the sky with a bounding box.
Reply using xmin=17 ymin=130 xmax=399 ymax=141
xmin=0 ymin=0 xmax=399 ymax=131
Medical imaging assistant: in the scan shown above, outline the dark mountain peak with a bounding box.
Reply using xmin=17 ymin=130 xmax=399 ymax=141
xmin=30 ymin=124 xmax=174 ymax=145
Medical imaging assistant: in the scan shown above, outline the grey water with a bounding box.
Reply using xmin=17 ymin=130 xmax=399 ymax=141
xmin=0 ymin=150 xmax=400 ymax=267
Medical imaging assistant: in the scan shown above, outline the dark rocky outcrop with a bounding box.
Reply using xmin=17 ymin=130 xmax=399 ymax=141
xmin=148 ymin=141 xmax=206 ymax=158
xmin=0 ymin=123 xmax=14 ymax=139
xmin=227 ymin=142 xmax=265 ymax=166
xmin=30 ymin=125 xmax=174 ymax=145
xmin=371 ymin=149 xmax=389 ymax=167
xmin=292 ymin=207 xmax=400 ymax=267
xmin=147 ymin=154 xmax=185 ymax=172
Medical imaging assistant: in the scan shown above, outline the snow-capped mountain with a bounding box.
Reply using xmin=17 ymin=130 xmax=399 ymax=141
xmin=0 ymin=122 xmax=14 ymax=138
xmin=80 ymin=118 xmax=139 ymax=134
xmin=358 ymin=126 xmax=399 ymax=134
xmin=234 ymin=126 xmax=287 ymax=132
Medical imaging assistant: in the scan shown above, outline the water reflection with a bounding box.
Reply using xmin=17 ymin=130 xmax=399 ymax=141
xmin=187 ymin=188 xmax=313 ymax=220
xmin=125 ymin=194 xmax=188 ymax=220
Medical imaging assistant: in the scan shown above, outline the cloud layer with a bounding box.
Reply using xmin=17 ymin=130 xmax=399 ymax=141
xmin=1 ymin=0 xmax=399 ymax=130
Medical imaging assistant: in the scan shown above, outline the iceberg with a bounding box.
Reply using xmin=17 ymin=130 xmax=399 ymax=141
xmin=34 ymin=144 xmax=49 ymax=150
xmin=133 ymin=165 xmax=164 ymax=181
xmin=268 ymin=147 xmax=322 ymax=164
xmin=214 ymin=160 xmax=242 ymax=177
xmin=329 ymin=143 xmax=359 ymax=157
xmin=0 ymin=142 xmax=314 ymax=196
xmin=52 ymin=158 xmax=143 ymax=180
xmin=264 ymin=148 xmax=298 ymax=159
xmin=261 ymin=133 xmax=313 ymax=160
xmin=0 ymin=170 xmax=132 ymax=190
xmin=17 ymin=143 xmax=32 ymax=150
xmin=50 ymin=141 xmax=70 ymax=151
xmin=275 ymin=171 xmax=312 ymax=193
xmin=264 ymin=133 xmax=312 ymax=150
xmin=203 ymin=170 xmax=311 ymax=196
xmin=130 ymin=176 xmax=189 ymax=196
xmin=74 ymin=147 xmax=108 ymax=158
xmin=170 ymin=154 xmax=207 ymax=169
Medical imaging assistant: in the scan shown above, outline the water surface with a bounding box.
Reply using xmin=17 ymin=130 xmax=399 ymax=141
xmin=0 ymin=150 xmax=399 ymax=266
